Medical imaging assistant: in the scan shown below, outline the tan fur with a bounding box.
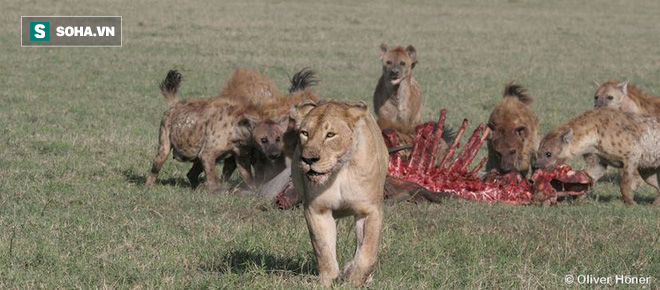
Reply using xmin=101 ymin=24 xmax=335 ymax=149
xmin=373 ymin=44 xmax=422 ymax=127
xmin=291 ymin=100 xmax=388 ymax=286
xmin=534 ymin=107 xmax=660 ymax=205
xmin=218 ymin=69 xmax=320 ymax=188
xmin=593 ymin=80 xmax=660 ymax=114
xmin=146 ymin=96 xmax=259 ymax=192
xmin=486 ymin=83 xmax=539 ymax=176
xmin=219 ymin=67 xmax=279 ymax=103
xmin=588 ymin=80 xmax=660 ymax=184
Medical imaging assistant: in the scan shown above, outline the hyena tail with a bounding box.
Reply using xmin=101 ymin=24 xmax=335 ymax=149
xmin=441 ymin=126 xmax=457 ymax=145
xmin=288 ymin=67 xmax=318 ymax=93
xmin=160 ymin=69 xmax=182 ymax=107
xmin=503 ymin=82 xmax=533 ymax=105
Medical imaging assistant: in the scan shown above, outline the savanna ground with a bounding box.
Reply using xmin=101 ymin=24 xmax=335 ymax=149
xmin=2 ymin=0 xmax=659 ymax=288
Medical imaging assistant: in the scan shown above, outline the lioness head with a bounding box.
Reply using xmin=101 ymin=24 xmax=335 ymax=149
xmin=533 ymin=129 xmax=573 ymax=170
xmin=379 ymin=44 xmax=417 ymax=86
xmin=244 ymin=114 xmax=288 ymax=161
xmin=594 ymin=80 xmax=628 ymax=108
xmin=291 ymin=100 xmax=368 ymax=184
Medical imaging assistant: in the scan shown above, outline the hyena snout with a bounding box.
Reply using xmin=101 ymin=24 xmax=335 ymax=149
xmin=388 ymin=68 xmax=401 ymax=79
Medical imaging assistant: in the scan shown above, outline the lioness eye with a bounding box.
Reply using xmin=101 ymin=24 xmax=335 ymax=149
xmin=260 ymin=138 xmax=268 ymax=144
xmin=275 ymin=137 xmax=281 ymax=142
xmin=326 ymin=132 xmax=335 ymax=138
xmin=301 ymin=131 xmax=308 ymax=137
xmin=607 ymin=95 xmax=614 ymax=100
xmin=386 ymin=60 xmax=392 ymax=65
xmin=545 ymin=152 xmax=552 ymax=158
xmin=399 ymin=61 xmax=406 ymax=66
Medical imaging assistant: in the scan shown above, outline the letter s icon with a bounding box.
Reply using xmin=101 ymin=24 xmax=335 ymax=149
xmin=34 ymin=24 xmax=45 ymax=38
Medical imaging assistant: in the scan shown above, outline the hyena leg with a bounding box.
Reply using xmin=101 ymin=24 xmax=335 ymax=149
xmin=619 ymin=164 xmax=637 ymax=205
xmin=343 ymin=207 xmax=383 ymax=287
xmin=304 ymin=208 xmax=339 ymax=286
xmin=146 ymin=123 xmax=171 ymax=187
xmin=200 ymin=153 xmax=220 ymax=193
xmin=236 ymin=155 xmax=255 ymax=189
xmin=186 ymin=160 xmax=204 ymax=189
xmin=638 ymin=168 xmax=660 ymax=206
xmin=222 ymin=156 xmax=237 ymax=182
xmin=584 ymin=153 xmax=608 ymax=183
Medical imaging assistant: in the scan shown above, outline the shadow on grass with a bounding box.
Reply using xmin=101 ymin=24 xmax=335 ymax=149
xmin=587 ymin=171 xmax=657 ymax=204
xmin=587 ymin=193 xmax=656 ymax=204
xmin=121 ymin=169 xmax=245 ymax=191
xmin=121 ymin=169 xmax=194 ymax=188
xmin=200 ymin=250 xmax=317 ymax=276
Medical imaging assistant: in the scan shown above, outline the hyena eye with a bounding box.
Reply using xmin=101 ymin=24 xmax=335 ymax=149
xmin=275 ymin=137 xmax=281 ymax=142
xmin=545 ymin=152 xmax=552 ymax=158
xmin=326 ymin=132 xmax=335 ymax=138
xmin=607 ymin=95 xmax=614 ymax=100
xmin=301 ymin=131 xmax=308 ymax=137
xmin=399 ymin=61 xmax=406 ymax=66
xmin=260 ymin=138 xmax=268 ymax=144
xmin=509 ymin=149 xmax=517 ymax=155
xmin=386 ymin=60 xmax=392 ymax=65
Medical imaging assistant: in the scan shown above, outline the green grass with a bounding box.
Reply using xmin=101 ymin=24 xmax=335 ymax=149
xmin=2 ymin=0 xmax=659 ymax=288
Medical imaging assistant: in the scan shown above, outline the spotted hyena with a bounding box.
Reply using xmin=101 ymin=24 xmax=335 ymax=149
xmin=534 ymin=107 xmax=660 ymax=205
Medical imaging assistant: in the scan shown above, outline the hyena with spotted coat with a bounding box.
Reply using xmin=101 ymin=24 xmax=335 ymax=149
xmin=146 ymin=70 xmax=260 ymax=192
xmin=534 ymin=107 xmax=660 ymax=205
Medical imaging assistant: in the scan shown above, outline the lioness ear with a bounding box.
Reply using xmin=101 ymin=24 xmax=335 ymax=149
xmin=560 ymin=129 xmax=573 ymax=144
xmin=592 ymin=80 xmax=601 ymax=87
xmin=378 ymin=43 xmax=388 ymax=60
xmin=290 ymin=100 xmax=317 ymax=127
xmin=617 ymin=80 xmax=629 ymax=95
xmin=405 ymin=45 xmax=418 ymax=69
xmin=347 ymin=101 xmax=368 ymax=120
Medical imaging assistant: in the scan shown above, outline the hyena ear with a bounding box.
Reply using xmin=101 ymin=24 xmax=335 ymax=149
xmin=241 ymin=114 xmax=262 ymax=129
xmin=378 ymin=43 xmax=388 ymax=60
xmin=515 ymin=126 xmax=528 ymax=140
xmin=592 ymin=80 xmax=601 ymax=87
xmin=346 ymin=101 xmax=368 ymax=121
xmin=275 ymin=115 xmax=289 ymax=131
xmin=290 ymin=100 xmax=317 ymax=128
xmin=617 ymin=80 xmax=629 ymax=95
xmin=560 ymin=129 xmax=573 ymax=144
xmin=405 ymin=45 xmax=418 ymax=69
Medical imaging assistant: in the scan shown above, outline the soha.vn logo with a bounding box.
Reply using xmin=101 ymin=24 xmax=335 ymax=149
xmin=30 ymin=22 xmax=50 ymax=41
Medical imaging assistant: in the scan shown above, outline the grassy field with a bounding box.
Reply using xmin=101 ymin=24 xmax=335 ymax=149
xmin=2 ymin=0 xmax=660 ymax=288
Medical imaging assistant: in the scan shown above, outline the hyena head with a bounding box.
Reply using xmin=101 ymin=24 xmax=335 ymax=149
xmin=379 ymin=44 xmax=417 ymax=86
xmin=487 ymin=123 xmax=528 ymax=173
xmin=533 ymin=129 xmax=573 ymax=170
xmin=594 ymin=80 xmax=628 ymax=108
xmin=245 ymin=115 xmax=289 ymax=161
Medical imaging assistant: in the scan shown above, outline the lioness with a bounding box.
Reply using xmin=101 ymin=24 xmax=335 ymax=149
xmin=373 ymin=43 xmax=421 ymax=127
xmin=291 ymin=100 xmax=388 ymax=286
